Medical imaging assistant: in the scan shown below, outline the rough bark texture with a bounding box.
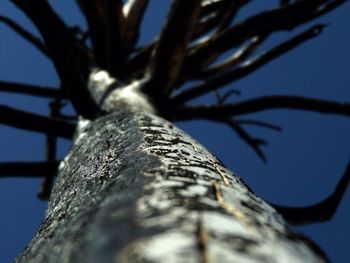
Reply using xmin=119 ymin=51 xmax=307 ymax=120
xmin=16 ymin=109 xmax=327 ymax=263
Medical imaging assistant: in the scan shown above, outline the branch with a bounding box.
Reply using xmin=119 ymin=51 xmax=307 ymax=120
xmin=126 ymin=1 xmax=241 ymax=81
xmin=214 ymin=89 xmax=241 ymax=104
xmin=193 ymin=1 xmax=251 ymax=39
xmin=181 ymin=0 xmax=345 ymax=78
xmin=126 ymin=10 xmax=224 ymax=80
xmin=215 ymin=0 xmax=252 ymax=32
xmin=76 ymin=0 xmax=108 ymax=69
xmin=272 ymin=158 xmax=350 ymax=225
xmin=206 ymin=0 xmax=344 ymax=54
xmin=223 ymin=118 xmax=267 ymax=162
xmin=174 ymin=24 xmax=326 ymax=103
xmin=0 ymin=104 xmax=75 ymax=139
xmin=123 ymin=0 xmax=149 ymax=52
xmin=0 ymin=15 xmax=49 ymax=57
xmin=105 ymin=0 xmax=127 ymax=78
xmin=192 ymin=13 xmax=223 ymax=40
xmin=12 ymin=0 xmax=101 ymax=119
xmin=202 ymin=34 xmax=267 ymax=76
xmin=175 ymin=96 xmax=350 ymax=120
xmin=127 ymin=42 xmax=155 ymax=80
xmin=127 ymin=13 xmax=222 ymax=80
xmin=0 ymin=161 xmax=59 ymax=178
xmin=200 ymin=0 xmax=230 ymax=19
xmin=144 ymin=0 xmax=202 ymax=96
xmin=0 ymin=80 xmax=64 ymax=99
xmin=235 ymin=119 xmax=282 ymax=132
xmin=175 ymin=1 xmax=252 ymax=83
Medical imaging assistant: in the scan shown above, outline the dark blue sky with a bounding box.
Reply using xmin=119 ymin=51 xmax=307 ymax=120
xmin=1 ymin=1 xmax=349 ymax=263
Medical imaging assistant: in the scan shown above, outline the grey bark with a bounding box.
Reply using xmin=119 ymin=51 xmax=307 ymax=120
xmin=16 ymin=70 xmax=328 ymax=262
xmin=16 ymin=109 xmax=327 ymax=263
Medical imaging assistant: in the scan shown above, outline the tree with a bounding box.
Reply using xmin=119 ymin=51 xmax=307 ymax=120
xmin=0 ymin=1 xmax=350 ymax=262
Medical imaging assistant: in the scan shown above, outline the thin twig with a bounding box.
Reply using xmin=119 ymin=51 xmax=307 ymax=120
xmin=236 ymin=119 xmax=282 ymax=132
xmin=0 ymin=15 xmax=49 ymax=57
xmin=179 ymin=0 xmax=253 ymax=79
xmin=181 ymin=0 xmax=345 ymax=79
xmin=214 ymin=89 xmax=241 ymax=104
xmin=175 ymin=96 xmax=350 ymax=120
xmin=224 ymin=118 xmax=267 ymax=162
xmin=200 ymin=0 xmax=229 ymax=19
xmin=174 ymin=24 xmax=326 ymax=103
xmin=216 ymin=0 xmax=252 ymax=32
xmin=199 ymin=0 xmax=343 ymax=56
xmin=192 ymin=13 xmax=222 ymax=40
xmin=202 ymin=34 xmax=267 ymax=76
xmin=126 ymin=1 xmax=247 ymax=81
xmin=127 ymin=13 xmax=223 ymax=80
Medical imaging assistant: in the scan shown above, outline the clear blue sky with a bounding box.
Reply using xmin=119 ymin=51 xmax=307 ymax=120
xmin=0 ymin=1 xmax=349 ymax=263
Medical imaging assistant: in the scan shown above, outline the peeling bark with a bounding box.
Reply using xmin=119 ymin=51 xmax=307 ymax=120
xmin=16 ymin=108 xmax=328 ymax=262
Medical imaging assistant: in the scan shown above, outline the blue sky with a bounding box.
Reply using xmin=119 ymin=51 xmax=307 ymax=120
xmin=0 ymin=1 xmax=349 ymax=262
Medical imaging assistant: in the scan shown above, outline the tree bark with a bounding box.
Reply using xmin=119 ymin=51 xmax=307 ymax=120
xmin=16 ymin=108 xmax=328 ymax=263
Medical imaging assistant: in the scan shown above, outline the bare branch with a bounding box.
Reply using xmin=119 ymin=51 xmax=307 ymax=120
xmin=215 ymin=89 xmax=241 ymax=104
xmin=127 ymin=42 xmax=155 ymax=81
xmin=0 ymin=104 xmax=75 ymax=138
xmin=12 ymin=0 xmax=101 ymax=119
xmin=279 ymin=0 xmax=290 ymax=7
xmin=76 ymin=0 xmax=108 ymax=69
xmin=127 ymin=13 xmax=222 ymax=80
xmin=215 ymin=0 xmax=252 ymax=32
xmin=174 ymin=24 xmax=326 ymax=103
xmin=236 ymin=119 xmax=282 ymax=132
xmin=173 ymin=0 xmax=253 ymax=86
xmin=181 ymin=0 xmax=345 ymax=78
xmin=203 ymin=34 xmax=267 ymax=76
xmin=175 ymin=96 xmax=350 ymax=120
xmin=0 ymin=15 xmax=49 ymax=57
xmin=104 ymin=0 xmax=127 ymax=77
xmin=272 ymin=158 xmax=350 ymax=225
xmin=194 ymin=14 xmax=222 ymax=39
xmin=0 ymin=80 xmax=64 ymax=99
xmin=223 ymin=118 xmax=267 ymax=162
xmin=123 ymin=0 xmax=149 ymax=52
xmin=200 ymin=0 xmax=229 ymax=19
xmin=126 ymin=1 xmax=246 ymax=81
xmin=144 ymin=0 xmax=202 ymax=96
xmin=194 ymin=0 xmax=251 ymax=39
xmin=0 ymin=161 xmax=59 ymax=178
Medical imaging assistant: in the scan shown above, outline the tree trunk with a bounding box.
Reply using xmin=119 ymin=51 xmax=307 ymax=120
xmin=16 ymin=109 xmax=328 ymax=263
